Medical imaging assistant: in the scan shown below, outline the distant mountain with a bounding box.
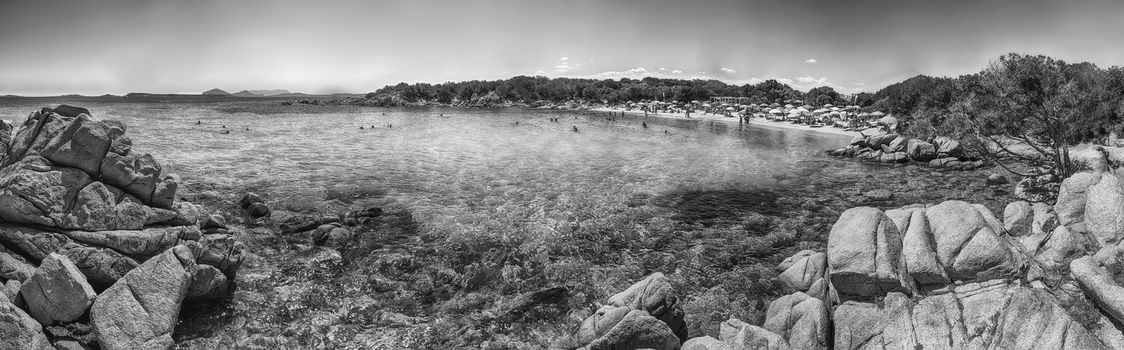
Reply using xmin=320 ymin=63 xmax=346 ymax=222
xmin=202 ymin=88 xmax=230 ymax=95
xmin=248 ymin=89 xmax=290 ymax=96
xmin=231 ymin=90 xmax=263 ymax=98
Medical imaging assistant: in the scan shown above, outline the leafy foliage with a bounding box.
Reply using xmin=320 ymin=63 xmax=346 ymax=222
xmin=370 ymin=76 xmax=805 ymax=105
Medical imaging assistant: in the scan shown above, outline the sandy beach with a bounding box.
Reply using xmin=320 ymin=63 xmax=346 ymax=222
xmin=591 ymin=107 xmax=859 ymax=138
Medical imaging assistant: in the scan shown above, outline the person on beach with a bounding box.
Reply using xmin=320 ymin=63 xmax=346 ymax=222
xmin=572 ymin=126 xmax=579 ymax=132
xmin=642 ymin=122 xmax=648 ymax=128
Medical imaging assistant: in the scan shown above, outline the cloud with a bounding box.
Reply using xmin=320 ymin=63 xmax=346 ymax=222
xmin=804 ymin=58 xmax=817 ymax=63
xmin=747 ymin=77 xmax=764 ymax=84
xmin=796 ymin=76 xmax=829 ymax=85
xmin=555 ymin=57 xmax=575 ymax=73
xmin=591 ymin=67 xmax=650 ymax=78
xmin=852 ymin=82 xmax=865 ymax=86
xmin=720 ymin=67 xmax=736 ymax=73
xmin=671 ymin=69 xmax=683 ymax=74
xmin=777 ymin=78 xmax=794 ymax=85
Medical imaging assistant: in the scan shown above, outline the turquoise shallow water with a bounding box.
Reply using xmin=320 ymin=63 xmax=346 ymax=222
xmin=0 ymin=101 xmax=851 ymax=212
xmin=0 ymin=101 xmax=1008 ymax=250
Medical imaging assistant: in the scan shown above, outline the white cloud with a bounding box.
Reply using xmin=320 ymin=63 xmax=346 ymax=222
xmin=720 ymin=67 xmax=736 ymax=73
xmin=796 ymin=76 xmax=829 ymax=85
xmin=671 ymin=69 xmax=683 ymax=74
xmin=658 ymin=67 xmax=667 ymax=71
xmin=777 ymin=78 xmax=794 ymax=85
xmin=804 ymin=58 xmax=817 ymax=63
xmin=747 ymin=77 xmax=764 ymax=84
xmin=852 ymin=82 xmax=865 ymax=86
xmin=555 ymin=57 xmax=578 ymax=73
xmin=591 ymin=67 xmax=651 ymax=78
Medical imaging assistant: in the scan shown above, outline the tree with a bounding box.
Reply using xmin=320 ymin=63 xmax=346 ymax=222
xmin=958 ymin=53 xmax=1114 ymax=179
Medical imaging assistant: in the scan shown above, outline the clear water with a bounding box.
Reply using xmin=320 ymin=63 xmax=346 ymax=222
xmin=0 ymin=101 xmax=1011 ymax=259
xmin=0 ymin=101 xmax=862 ymax=220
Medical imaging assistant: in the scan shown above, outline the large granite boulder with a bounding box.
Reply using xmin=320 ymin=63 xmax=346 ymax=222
xmin=0 ymin=244 xmax=35 ymax=282
xmin=606 ymin=272 xmax=688 ymax=343
xmin=0 ymin=294 xmax=50 ymax=350
xmin=563 ymin=305 xmax=679 ymax=350
xmin=833 ymin=281 xmax=1107 ymax=350
xmin=719 ymin=317 xmax=790 ymax=350
xmin=19 ymin=253 xmax=97 ymax=325
xmin=923 ymin=201 xmax=1021 ymax=281
xmin=583 ymin=309 xmax=680 ymax=350
xmin=776 ymin=250 xmax=827 ymax=298
xmin=827 ymin=207 xmax=908 ymax=298
xmin=1084 ymin=172 xmax=1124 ymax=246
xmin=0 ymin=106 xmax=245 ymax=350
xmin=763 ymin=292 xmax=828 ymax=350
xmin=1071 ymin=256 xmax=1124 ymax=326
xmin=1055 ymin=172 xmax=1103 ymax=235
xmin=90 ymin=245 xmax=195 ymax=350
xmin=0 ymin=106 xmax=181 ymax=231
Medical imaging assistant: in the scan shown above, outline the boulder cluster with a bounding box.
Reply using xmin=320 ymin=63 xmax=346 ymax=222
xmin=0 ymin=106 xmax=245 ymax=350
xmin=827 ymin=132 xmax=987 ymax=170
xmin=561 ymin=152 xmax=1124 ymax=349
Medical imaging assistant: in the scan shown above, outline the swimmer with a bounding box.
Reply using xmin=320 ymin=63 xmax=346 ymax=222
xmin=360 ymin=126 xmax=364 ymax=129
xmin=572 ymin=126 xmax=578 ymax=132
xmin=642 ymin=122 xmax=648 ymax=128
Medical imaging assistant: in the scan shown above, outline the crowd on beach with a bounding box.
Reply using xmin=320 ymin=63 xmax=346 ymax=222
xmin=615 ymin=99 xmax=893 ymax=131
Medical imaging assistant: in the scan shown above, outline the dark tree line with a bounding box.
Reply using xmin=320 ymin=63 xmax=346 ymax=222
xmin=368 ymin=76 xmax=837 ymax=106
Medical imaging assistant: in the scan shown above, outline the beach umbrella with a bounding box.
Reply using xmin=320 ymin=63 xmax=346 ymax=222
xmin=870 ymin=111 xmax=886 ymax=117
xmin=858 ymin=112 xmax=871 ymax=118
xmin=823 ymin=104 xmax=834 ymax=108
xmin=784 ymin=104 xmax=794 ymax=109
xmin=769 ymin=108 xmax=783 ymax=115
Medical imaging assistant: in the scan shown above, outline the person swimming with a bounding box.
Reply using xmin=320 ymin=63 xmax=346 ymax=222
xmin=664 ymin=130 xmax=668 ymax=134
xmin=388 ymin=124 xmax=392 ymax=128
xmin=196 ymin=120 xmax=201 ymax=125
xmin=360 ymin=126 xmax=364 ymax=129
xmin=642 ymin=122 xmax=648 ymax=128
xmin=515 ymin=121 xmax=519 ymax=125
xmin=572 ymin=126 xmax=578 ymax=132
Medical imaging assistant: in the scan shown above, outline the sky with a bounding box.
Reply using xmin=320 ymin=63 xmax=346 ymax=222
xmin=1 ymin=0 xmax=1123 ymax=96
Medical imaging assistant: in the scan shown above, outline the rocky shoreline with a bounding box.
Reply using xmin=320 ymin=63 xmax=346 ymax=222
xmin=827 ymin=131 xmax=988 ymax=171
xmin=557 ymin=151 xmax=1124 ymax=349
xmin=0 ymin=105 xmax=246 ymax=349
